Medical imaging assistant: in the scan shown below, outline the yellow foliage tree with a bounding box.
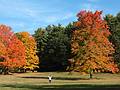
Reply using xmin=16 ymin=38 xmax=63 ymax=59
xmin=16 ymin=32 xmax=39 ymax=71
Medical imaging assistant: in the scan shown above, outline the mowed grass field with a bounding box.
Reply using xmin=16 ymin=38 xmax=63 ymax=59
xmin=0 ymin=72 xmax=120 ymax=90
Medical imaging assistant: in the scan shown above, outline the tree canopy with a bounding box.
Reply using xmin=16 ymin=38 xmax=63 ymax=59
xmin=0 ymin=25 xmax=26 ymax=73
xmin=71 ymin=10 xmax=118 ymax=73
xmin=16 ymin=32 xmax=39 ymax=71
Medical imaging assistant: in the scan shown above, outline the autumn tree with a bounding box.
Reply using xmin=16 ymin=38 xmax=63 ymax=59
xmin=0 ymin=24 xmax=26 ymax=74
xmin=16 ymin=32 xmax=39 ymax=71
xmin=71 ymin=10 xmax=118 ymax=77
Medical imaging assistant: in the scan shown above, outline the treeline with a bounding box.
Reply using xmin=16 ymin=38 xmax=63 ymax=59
xmin=0 ymin=10 xmax=120 ymax=74
xmin=33 ymin=24 xmax=73 ymax=71
xmin=0 ymin=26 xmax=39 ymax=74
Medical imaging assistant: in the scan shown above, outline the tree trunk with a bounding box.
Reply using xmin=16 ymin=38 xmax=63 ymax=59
xmin=2 ymin=67 xmax=9 ymax=75
xmin=89 ymin=68 xmax=93 ymax=79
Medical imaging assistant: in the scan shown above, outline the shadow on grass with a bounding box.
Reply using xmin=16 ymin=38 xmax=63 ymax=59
xmin=21 ymin=76 xmax=93 ymax=80
xmin=1 ymin=84 xmax=120 ymax=90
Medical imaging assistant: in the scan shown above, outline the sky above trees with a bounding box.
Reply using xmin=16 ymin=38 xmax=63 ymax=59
xmin=0 ymin=0 xmax=119 ymax=34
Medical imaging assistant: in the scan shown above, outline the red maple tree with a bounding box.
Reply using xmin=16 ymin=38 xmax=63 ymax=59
xmin=0 ymin=24 xmax=26 ymax=72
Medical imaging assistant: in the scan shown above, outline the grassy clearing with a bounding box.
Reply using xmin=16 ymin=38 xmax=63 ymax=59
xmin=0 ymin=72 xmax=120 ymax=90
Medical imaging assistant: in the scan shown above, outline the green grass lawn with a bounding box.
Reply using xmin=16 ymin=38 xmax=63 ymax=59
xmin=0 ymin=72 xmax=120 ymax=90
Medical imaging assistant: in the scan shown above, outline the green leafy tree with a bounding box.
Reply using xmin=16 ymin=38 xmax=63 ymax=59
xmin=34 ymin=24 xmax=70 ymax=71
xmin=104 ymin=12 xmax=120 ymax=68
xmin=33 ymin=28 xmax=48 ymax=71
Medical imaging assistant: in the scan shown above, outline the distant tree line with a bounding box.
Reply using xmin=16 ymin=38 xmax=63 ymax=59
xmin=33 ymin=11 xmax=120 ymax=73
xmin=0 ymin=10 xmax=120 ymax=74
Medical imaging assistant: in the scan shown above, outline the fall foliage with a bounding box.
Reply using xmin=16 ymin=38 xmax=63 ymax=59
xmin=16 ymin=32 xmax=39 ymax=71
xmin=0 ymin=10 xmax=120 ymax=74
xmin=0 ymin=24 xmax=26 ymax=71
xmin=71 ymin=10 xmax=119 ymax=73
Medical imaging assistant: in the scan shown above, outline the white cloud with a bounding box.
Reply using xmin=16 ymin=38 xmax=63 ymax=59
xmin=0 ymin=0 xmax=79 ymax=34
xmin=87 ymin=0 xmax=99 ymax=2
xmin=82 ymin=3 xmax=99 ymax=11
xmin=13 ymin=22 xmax=25 ymax=28
xmin=44 ymin=13 xmax=74 ymax=23
xmin=0 ymin=0 xmax=74 ymax=24
xmin=21 ymin=7 xmax=74 ymax=23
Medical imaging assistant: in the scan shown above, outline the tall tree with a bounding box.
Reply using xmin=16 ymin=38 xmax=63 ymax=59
xmin=0 ymin=24 xmax=26 ymax=74
xmin=34 ymin=24 xmax=70 ymax=71
xmin=65 ymin=23 xmax=75 ymax=58
xmin=16 ymin=32 xmax=39 ymax=71
xmin=71 ymin=11 xmax=118 ymax=77
xmin=104 ymin=13 xmax=120 ymax=68
xmin=33 ymin=28 xmax=48 ymax=71
xmin=33 ymin=28 xmax=47 ymax=58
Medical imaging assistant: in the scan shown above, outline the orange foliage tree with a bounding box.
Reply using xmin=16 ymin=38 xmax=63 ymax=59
xmin=71 ymin=10 xmax=119 ymax=75
xmin=0 ymin=24 xmax=26 ymax=73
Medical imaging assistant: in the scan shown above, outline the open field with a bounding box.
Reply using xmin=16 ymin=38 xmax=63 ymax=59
xmin=0 ymin=72 xmax=120 ymax=90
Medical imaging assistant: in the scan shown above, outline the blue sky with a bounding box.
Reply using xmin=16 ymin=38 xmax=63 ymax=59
xmin=0 ymin=0 xmax=120 ymax=34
